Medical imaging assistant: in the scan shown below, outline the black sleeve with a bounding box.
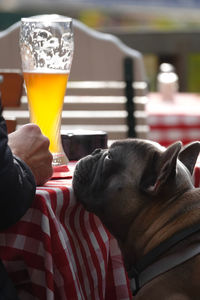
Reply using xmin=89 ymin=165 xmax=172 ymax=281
xmin=0 ymin=103 xmax=36 ymax=230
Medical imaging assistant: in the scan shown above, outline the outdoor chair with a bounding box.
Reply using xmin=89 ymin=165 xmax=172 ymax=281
xmin=0 ymin=70 xmax=23 ymax=133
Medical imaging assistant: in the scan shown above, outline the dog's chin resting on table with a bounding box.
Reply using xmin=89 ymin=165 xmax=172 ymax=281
xmin=72 ymin=138 xmax=200 ymax=300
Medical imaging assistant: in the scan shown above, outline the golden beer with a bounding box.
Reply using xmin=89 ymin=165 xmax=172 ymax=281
xmin=20 ymin=15 xmax=73 ymax=166
xmin=24 ymin=71 xmax=69 ymax=160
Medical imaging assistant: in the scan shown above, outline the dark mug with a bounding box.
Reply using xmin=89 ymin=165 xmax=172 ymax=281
xmin=61 ymin=129 xmax=108 ymax=161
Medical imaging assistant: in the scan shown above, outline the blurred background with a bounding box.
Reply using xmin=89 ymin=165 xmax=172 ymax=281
xmin=1 ymin=0 xmax=200 ymax=92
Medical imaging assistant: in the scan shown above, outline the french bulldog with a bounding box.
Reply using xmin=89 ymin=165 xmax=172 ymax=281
xmin=72 ymin=138 xmax=200 ymax=300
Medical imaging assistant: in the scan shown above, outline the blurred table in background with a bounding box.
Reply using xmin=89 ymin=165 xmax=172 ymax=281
xmin=147 ymin=92 xmax=200 ymax=147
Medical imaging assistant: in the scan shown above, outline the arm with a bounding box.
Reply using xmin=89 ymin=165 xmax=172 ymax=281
xmin=0 ymin=107 xmax=35 ymax=229
xmin=0 ymin=104 xmax=53 ymax=229
xmin=8 ymin=123 xmax=53 ymax=186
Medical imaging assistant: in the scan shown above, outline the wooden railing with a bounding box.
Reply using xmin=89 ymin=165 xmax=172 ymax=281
xmin=103 ymin=29 xmax=200 ymax=92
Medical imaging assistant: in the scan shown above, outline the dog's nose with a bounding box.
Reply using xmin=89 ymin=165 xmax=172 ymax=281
xmin=91 ymin=148 xmax=102 ymax=156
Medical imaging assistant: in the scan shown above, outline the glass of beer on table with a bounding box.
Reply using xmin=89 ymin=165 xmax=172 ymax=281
xmin=20 ymin=15 xmax=74 ymax=166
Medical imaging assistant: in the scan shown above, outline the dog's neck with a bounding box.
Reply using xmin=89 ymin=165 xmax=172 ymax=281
xmin=119 ymin=187 xmax=200 ymax=272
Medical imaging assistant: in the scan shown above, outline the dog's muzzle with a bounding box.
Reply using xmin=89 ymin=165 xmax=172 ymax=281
xmin=72 ymin=148 xmax=107 ymax=210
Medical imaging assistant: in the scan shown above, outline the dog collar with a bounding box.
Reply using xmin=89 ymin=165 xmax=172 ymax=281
xmin=128 ymin=222 xmax=200 ymax=295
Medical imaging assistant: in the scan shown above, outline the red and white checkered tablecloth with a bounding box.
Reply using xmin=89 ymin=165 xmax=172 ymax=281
xmin=0 ymin=163 xmax=132 ymax=300
xmin=147 ymin=93 xmax=200 ymax=147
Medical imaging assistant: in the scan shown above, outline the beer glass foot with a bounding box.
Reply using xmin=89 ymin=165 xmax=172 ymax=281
xmin=52 ymin=152 xmax=69 ymax=166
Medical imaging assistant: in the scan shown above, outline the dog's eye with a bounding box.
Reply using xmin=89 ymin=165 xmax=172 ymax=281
xmin=105 ymin=152 xmax=112 ymax=160
xmin=103 ymin=152 xmax=113 ymax=177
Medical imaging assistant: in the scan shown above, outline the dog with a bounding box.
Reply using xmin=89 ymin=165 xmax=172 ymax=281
xmin=72 ymin=138 xmax=200 ymax=299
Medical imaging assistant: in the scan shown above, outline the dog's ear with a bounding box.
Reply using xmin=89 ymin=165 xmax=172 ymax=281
xmin=140 ymin=141 xmax=182 ymax=195
xmin=178 ymin=141 xmax=200 ymax=175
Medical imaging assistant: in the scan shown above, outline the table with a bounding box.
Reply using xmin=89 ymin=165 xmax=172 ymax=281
xmin=0 ymin=163 xmax=132 ymax=300
xmin=147 ymin=92 xmax=200 ymax=147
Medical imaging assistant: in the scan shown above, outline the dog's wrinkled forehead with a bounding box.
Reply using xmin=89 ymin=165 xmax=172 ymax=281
xmin=110 ymin=138 xmax=165 ymax=160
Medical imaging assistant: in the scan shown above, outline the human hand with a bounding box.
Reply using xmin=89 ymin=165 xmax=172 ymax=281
xmin=8 ymin=124 xmax=53 ymax=185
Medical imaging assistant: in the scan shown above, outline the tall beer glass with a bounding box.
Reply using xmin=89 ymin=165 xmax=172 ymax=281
xmin=20 ymin=15 xmax=74 ymax=166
